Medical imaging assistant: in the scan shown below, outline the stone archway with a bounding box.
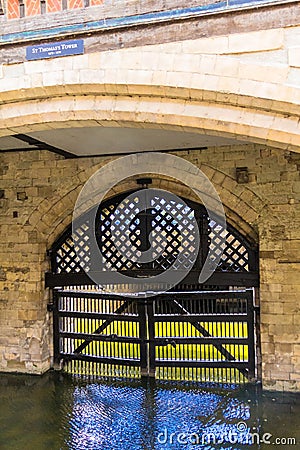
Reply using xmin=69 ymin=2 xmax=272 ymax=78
xmin=32 ymin=162 xmax=265 ymax=249
xmin=46 ymin=186 xmax=260 ymax=382
xmin=1 ymin=93 xmax=299 ymax=153
xmin=0 ymin=36 xmax=300 ymax=154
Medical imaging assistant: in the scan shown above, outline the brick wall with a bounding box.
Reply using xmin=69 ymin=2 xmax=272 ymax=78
xmin=1 ymin=0 xmax=223 ymax=21
xmin=0 ymin=144 xmax=299 ymax=390
xmin=5 ymin=0 xmax=104 ymax=19
xmin=46 ymin=0 xmax=62 ymax=13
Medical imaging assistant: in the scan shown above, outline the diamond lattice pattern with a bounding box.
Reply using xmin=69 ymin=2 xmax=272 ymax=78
xmin=55 ymin=222 xmax=91 ymax=273
xmin=99 ymin=194 xmax=198 ymax=273
xmin=209 ymin=219 xmax=249 ymax=272
xmin=53 ymin=194 xmax=250 ymax=274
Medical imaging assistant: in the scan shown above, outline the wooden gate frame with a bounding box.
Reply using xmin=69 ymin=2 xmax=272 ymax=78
xmin=52 ymin=289 xmax=257 ymax=382
xmin=47 ymin=190 xmax=260 ymax=382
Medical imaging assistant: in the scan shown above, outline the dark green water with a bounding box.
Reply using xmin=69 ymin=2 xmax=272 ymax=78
xmin=0 ymin=372 xmax=299 ymax=450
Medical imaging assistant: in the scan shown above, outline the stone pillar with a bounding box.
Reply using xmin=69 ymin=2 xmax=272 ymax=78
xmin=260 ymin=221 xmax=300 ymax=390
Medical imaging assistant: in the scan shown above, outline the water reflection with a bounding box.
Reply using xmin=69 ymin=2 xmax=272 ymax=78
xmin=0 ymin=372 xmax=299 ymax=450
xmin=68 ymin=384 xmax=147 ymax=449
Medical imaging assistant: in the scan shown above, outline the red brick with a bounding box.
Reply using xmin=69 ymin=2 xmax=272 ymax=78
xmin=90 ymin=0 xmax=104 ymax=5
xmin=47 ymin=0 xmax=62 ymax=13
xmin=68 ymin=0 xmax=84 ymax=9
xmin=7 ymin=0 xmax=20 ymax=19
xmin=25 ymin=0 xmax=41 ymax=16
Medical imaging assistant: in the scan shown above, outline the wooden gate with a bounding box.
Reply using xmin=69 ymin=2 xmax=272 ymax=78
xmin=46 ymin=190 xmax=259 ymax=383
xmin=52 ymin=288 xmax=256 ymax=383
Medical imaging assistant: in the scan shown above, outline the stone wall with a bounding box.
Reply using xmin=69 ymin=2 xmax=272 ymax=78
xmin=0 ymin=144 xmax=299 ymax=390
xmin=0 ymin=0 xmax=299 ymax=391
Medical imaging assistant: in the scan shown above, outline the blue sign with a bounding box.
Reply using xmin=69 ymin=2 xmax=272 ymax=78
xmin=26 ymin=39 xmax=84 ymax=60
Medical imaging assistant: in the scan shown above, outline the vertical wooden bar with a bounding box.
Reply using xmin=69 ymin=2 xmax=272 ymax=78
xmin=53 ymin=290 xmax=61 ymax=365
xmin=147 ymin=298 xmax=156 ymax=377
xmin=138 ymin=299 xmax=148 ymax=377
xmin=247 ymin=290 xmax=256 ymax=380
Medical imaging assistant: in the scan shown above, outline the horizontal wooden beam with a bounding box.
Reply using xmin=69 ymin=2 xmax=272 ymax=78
xmin=45 ymin=270 xmax=259 ymax=288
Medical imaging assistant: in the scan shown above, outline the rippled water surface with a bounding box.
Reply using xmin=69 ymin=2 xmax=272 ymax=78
xmin=0 ymin=372 xmax=299 ymax=450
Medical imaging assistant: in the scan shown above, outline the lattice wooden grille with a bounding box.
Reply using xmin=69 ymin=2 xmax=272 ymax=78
xmin=55 ymin=222 xmax=91 ymax=273
xmin=100 ymin=195 xmax=140 ymax=271
xmin=209 ymin=219 xmax=249 ymax=272
xmin=51 ymin=191 xmax=256 ymax=279
xmin=98 ymin=193 xmax=198 ymax=273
